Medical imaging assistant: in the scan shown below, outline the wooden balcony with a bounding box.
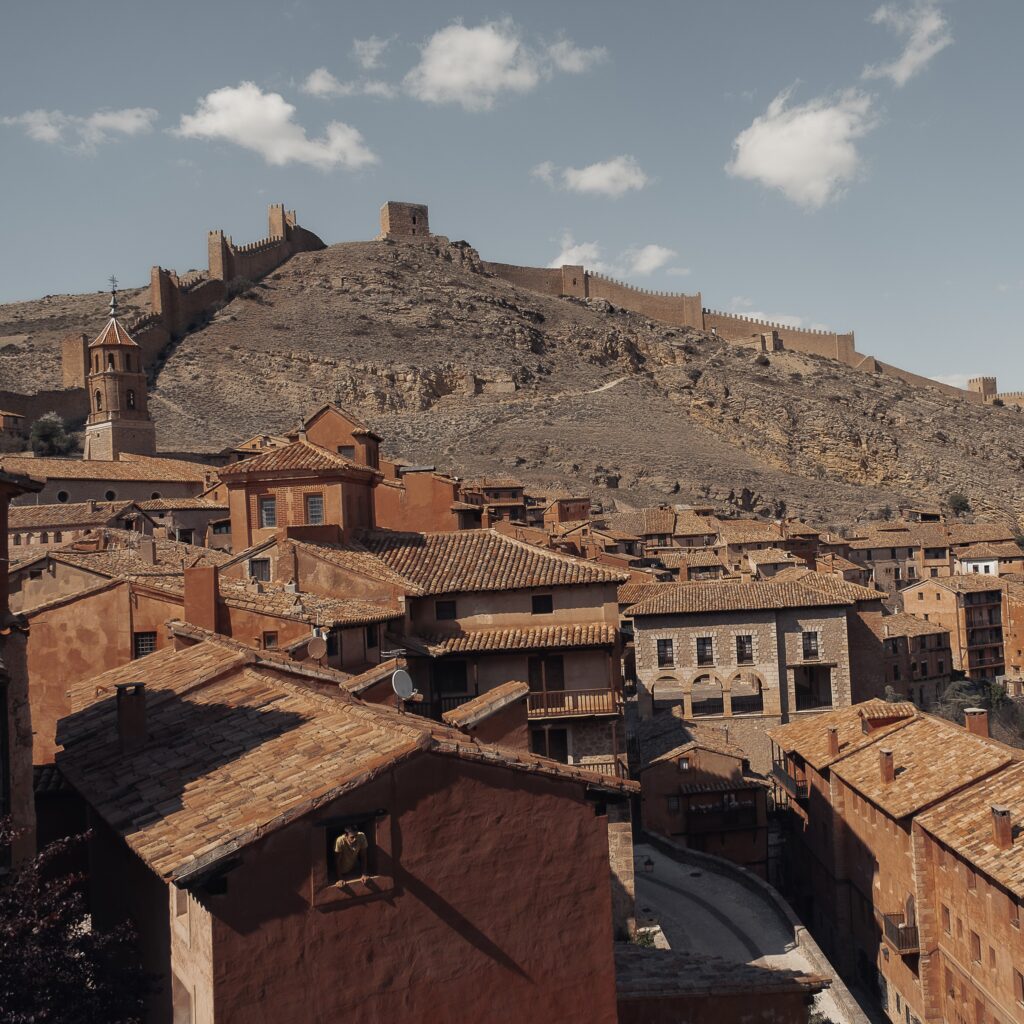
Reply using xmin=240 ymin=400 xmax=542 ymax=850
xmin=772 ymin=762 xmax=809 ymax=801
xmin=881 ymin=913 xmax=920 ymax=954
xmin=527 ymin=688 xmax=621 ymax=718
xmin=578 ymin=757 xmax=629 ymax=780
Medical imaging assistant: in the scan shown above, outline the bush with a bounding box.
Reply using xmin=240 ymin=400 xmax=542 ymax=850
xmin=754 ymin=353 xmax=770 ymax=367
xmin=29 ymin=412 xmax=76 ymax=457
xmin=947 ymin=491 xmax=972 ymax=516
xmin=993 ymin=398 xmax=1005 ymax=407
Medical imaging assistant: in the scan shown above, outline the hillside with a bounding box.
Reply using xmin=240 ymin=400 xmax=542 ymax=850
xmin=5 ymin=236 xmax=1024 ymax=527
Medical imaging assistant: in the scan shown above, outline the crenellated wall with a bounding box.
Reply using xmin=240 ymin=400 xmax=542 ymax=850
xmin=702 ymin=309 xmax=856 ymax=364
xmin=585 ymin=272 xmax=702 ymax=328
xmin=480 ymin=262 xmax=565 ymax=297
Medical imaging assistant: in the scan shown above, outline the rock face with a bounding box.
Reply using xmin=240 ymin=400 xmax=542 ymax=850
xmin=5 ymin=237 xmax=1024 ymax=527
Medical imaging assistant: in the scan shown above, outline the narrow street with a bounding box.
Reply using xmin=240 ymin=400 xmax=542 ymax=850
xmin=635 ymin=842 xmax=863 ymax=1024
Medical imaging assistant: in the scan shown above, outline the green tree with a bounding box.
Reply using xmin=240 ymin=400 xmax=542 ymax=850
xmin=947 ymin=491 xmax=971 ymax=516
xmin=29 ymin=412 xmax=76 ymax=457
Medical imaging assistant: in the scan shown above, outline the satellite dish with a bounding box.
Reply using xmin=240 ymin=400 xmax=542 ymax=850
xmin=307 ymin=635 xmax=328 ymax=659
xmin=391 ymin=669 xmax=415 ymax=700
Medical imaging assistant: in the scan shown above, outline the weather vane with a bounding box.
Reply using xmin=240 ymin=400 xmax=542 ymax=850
xmin=108 ymin=275 xmax=118 ymax=317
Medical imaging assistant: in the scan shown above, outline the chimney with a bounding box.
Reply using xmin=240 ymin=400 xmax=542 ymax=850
xmin=992 ymin=805 xmax=1013 ymax=850
xmin=184 ymin=565 xmax=219 ymax=633
xmin=827 ymin=726 xmax=840 ymax=758
xmin=116 ymin=682 xmax=147 ymax=753
xmin=879 ymin=748 xmax=895 ymax=784
xmin=137 ymin=537 xmax=157 ymax=564
xmin=964 ymin=707 xmax=990 ymax=738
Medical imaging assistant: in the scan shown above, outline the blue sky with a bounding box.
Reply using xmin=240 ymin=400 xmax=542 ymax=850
xmin=1 ymin=0 xmax=1020 ymax=389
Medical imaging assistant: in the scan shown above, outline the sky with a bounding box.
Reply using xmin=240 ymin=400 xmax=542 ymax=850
xmin=1 ymin=0 xmax=1021 ymax=389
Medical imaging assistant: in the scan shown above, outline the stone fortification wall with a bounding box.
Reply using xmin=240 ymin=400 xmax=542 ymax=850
xmin=480 ymin=261 xmax=565 ymax=297
xmin=0 ymin=386 xmax=90 ymax=427
xmin=872 ymin=360 xmax=983 ymax=404
xmin=703 ymin=309 xmax=857 ymax=364
xmin=585 ymin=272 xmax=703 ymax=328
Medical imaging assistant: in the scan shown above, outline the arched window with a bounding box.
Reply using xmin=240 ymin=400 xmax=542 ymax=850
xmin=126 ymin=389 xmax=136 ymax=409
xmin=12 ymin=534 xmax=20 ymax=546
xmin=39 ymin=532 xmax=48 ymax=543
xmin=95 ymin=390 xmax=102 ymax=411
xmin=126 ymin=355 xmax=133 ymax=372
xmin=107 ymin=354 xmax=115 ymax=370
xmin=151 ymin=492 xmax=161 ymax=500
xmin=53 ymin=531 xmax=62 ymax=543
xmin=731 ymin=672 xmax=764 ymax=715
xmin=691 ymin=675 xmax=724 ymax=717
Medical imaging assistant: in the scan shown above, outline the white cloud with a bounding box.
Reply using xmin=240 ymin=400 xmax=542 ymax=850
xmin=623 ymin=244 xmax=677 ymax=276
xmin=863 ymin=2 xmax=952 ymax=87
xmin=548 ymin=234 xmax=684 ymax=278
xmin=301 ymin=68 xmax=397 ymax=99
xmin=176 ymin=82 xmax=376 ymax=170
xmin=725 ymin=87 xmax=877 ymax=209
xmin=404 ymin=20 xmax=604 ymax=111
xmin=546 ymin=40 xmax=607 ymax=74
xmin=535 ymin=155 xmax=650 ymax=199
xmin=931 ymin=373 xmax=972 ymax=389
xmin=352 ymin=35 xmax=392 ymax=70
xmin=2 ymin=106 xmax=158 ymax=151
xmin=728 ymin=298 xmax=828 ymax=330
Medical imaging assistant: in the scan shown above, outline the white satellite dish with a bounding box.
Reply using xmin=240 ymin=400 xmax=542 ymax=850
xmin=391 ymin=669 xmax=415 ymax=700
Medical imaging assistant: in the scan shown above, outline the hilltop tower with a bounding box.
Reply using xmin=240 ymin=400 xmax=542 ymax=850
xmin=378 ymin=202 xmax=429 ymax=240
xmin=83 ymin=284 xmax=156 ymax=461
xmin=968 ymin=377 xmax=998 ymax=402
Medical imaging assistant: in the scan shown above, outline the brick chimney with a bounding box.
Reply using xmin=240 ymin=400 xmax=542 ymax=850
xmin=964 ymin=707 xmax=990 ymax=738
xmin=184 ymin=565 xmax=219 ymax=633
xmin=115 ymin=682 xmax=147 ymax=753
xmin=992 ymin=805 xmax=1013 ymax=850
xmin=879 ymin=748 xmax=895 ymax=784
xmin=827 ymin=726 xmax=840 ymax=758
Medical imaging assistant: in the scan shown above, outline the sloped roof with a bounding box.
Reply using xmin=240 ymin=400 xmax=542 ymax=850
xmin=714 ymin=519 xmax=785 ymax=545
xmin=289 ymin=538 xmax=424 ymax=594
xmin=137 ymin=497 xmax=228 ymax=512
xmin=830 ymin=716 xmax=1017 ymax=819
xmin=7 ymin=500 xmax=139 ymax=530
xmin=88 ymin=317 xmax=139 ymax=349
xmin=56 ymin=641 xmax=635 ymax=884
xmin=0 ymin=453 xmax=209 ymax=483
xmin=916 ymin=762 xmax=1024 ymax=898
xmin=626 ymin=578 xmax=870 ymax=617
xmin=747 ymin=547 xmax=800 ymax=566
xmin=218 ymin=438 xmax=368 ymax=478
xmin=605 ymin=507 xmax=677 ymax=537
xmin=956 ymin=541 xmax=1022 ymax=560
xmin=657 ymin=550 xmax=724 ymax=569
xmin=873 ymin=612 xmax=949 ymax=639
xmin=650 ymin=734 xmax=749 ymax=766
xmin=360 ymin=529 xmax=627 ymax=594
xmin=768 ymin=568 xmax=882 ymax=601
xmin=442 ymin=681 xmax=530 ymax=729
xmin=418 ymin=622 xmax=617 ymax=655
xmin=41 ymin=537 xmax=231 ymax=579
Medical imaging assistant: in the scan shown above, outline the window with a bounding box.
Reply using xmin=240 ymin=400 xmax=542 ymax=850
xmin=326 ymin=629 xmax=341 ymax=660
xmin=736 ymin=635 xmax=754 ymax=664
xmin=938 ymin=660 xmax=945 ymax=675
xmin=262 ymin=632 xmax=278 ymax=650
xmin=666 ymin=796 xmax=680 ymax=813
xmin=696 ymin=636 xmax=714 ymax=666
xmin=57 ymin=490 xmax=68 ymax=503
xmin=435 ymin=599 xmax=457 ymax=621
xmin=126 ymin=389 xmax=136 ymax=410
xmin=305 ymin=493 xmax=325 ymax=526
xmin=28 ymin=569 xmax=42 ymax=581
xmin=337 ymin=445 xmax=356 ymax=460
xmin=258 ymin=496 xmax=277 ymax=528
xmin=678 ymin=757 xmax=690 ymax=770
xmin=967 ymin=865 xmax=977 ymax=891
xmin=656 ymin=639 xmax=674 ymax=668
xmin=1011 ymin=896 xmax=1020 ymax=929
xmin=971 ymin=931 xmax=982 ymax=963
xmin=326 ymin=817 xmax=376 ymax=884
xmin=528 ymin=656 xmax=564 ymax=692
xmin=1015 ymin=969 xmax=1024 ymax=1006
xmin=531 ymin=594 xmax=553 ymax=615
xmin=176 ymin=529 xmax=194 ymax=545
xmin=105 ymin=490 xmax=116 ymax=501
xmin=249 ymin=558 xmax=271 ymax=582
xmin=917 ymin=592 xmax=924 ymax=600
xmin=802 ymin=631 xmax=820 ymax=659
xmin=39 ymin=532 xmax=48 ymax=544
xmin=893 ymin=664 xmax=901 ymax=681
xmin=53 ymin=531 xmax=62 ymax=543
xmin=11 ymin=535 xmax=19 ymax=547
xmin=95 ymin=390 xmax=102 ymax=411
xmin=133 ymin=631 xmax=157 ymax=658
xmin=212 ymin=521 xmax=230 ymax=535
xmin=365 ymin=624 xmax=378 ymax=649
xmin=107 ymin=353 xmax=115 ymax=370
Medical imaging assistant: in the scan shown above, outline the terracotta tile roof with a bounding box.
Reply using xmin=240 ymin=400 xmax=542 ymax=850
xmin=461 ymin=478 xmax=524 ymax=490
xmin=783 ymin=521 xmax=821 ymax=538
xmin=615 ymin=947 xmax=826 ymax=999
xmin=626 ymin=578 xmax=872 ymax=617
xmin=8 ymin=500 xmax=140 ymax=530
xmin=956 ymin=541 xmax=1022 ymax=560
xmin=88 ymin=317 xmax=139 ymax=349
xmin=360 ymin=529 xmax=627 ymax=594
xmin=218 ymin=438 xmax=368 ymax=478
xmin=658 ymin=550 xmax=724 ymax=569
xmin=917 ymin=762 xmax=1024 ymax=898
xmin=830 ymin=716 xmax=1017 ymax=819
xmin=44 ymin=537 xmax=231 ymax=579
xmin=650 ymin=734 xmax=748 ymax=766
xmin=605 ymin=507 xmax=678 ymax=538
xmin=873 ymin=612 xmax=949 ymax=639
xmin=910 ymin=574 xmax=1006 ymax=594
xmin=289 ymin=538 xmax=423 ymax=594
xmin=714 ymin=519 xmax=785 ymax=545
xmin=338 ymin=658 xmax=403 ymax=696
xmin=418 ymin=622 xmax=618 ymax=655
xmin=214 ymin=577 xmax=402 ymax=627
xmin=672 ymin=510 xmax=717 ymax=536
xmin=56 ymin=642 xmax=635 ymax=883
xmin=617 ymin=582 xmax=664 ymax=606
xmin=768 ymin=701 xmax=918 ymax=771
xmin=769 ymin=568 xmax=882 ymax=602
xmin=747 ymin=547 xmax=800 ymax=566
xmin=814 ymin=554 xmax=862 ymax=573
xmin=137 ymin=497 xmax=228 ymax=512
xmin=0 ymin=453 xmax=209 ymax=483
xmin=442 ymin=681 xmax=530 ymax=729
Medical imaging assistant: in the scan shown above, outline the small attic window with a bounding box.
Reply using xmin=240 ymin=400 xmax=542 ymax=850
xmin=679 ymin=757 xmax=690 ymax=771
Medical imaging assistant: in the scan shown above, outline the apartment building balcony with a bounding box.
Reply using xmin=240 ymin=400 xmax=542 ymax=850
xmin=881 ymin=912 xmax=920 ymax=954
xmin=527 ymin=688 xmax=621 ymax=718
xmin=771 ymin=761 xmax=809 ymax=801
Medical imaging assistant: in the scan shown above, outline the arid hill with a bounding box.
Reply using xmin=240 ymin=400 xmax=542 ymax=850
xmin=4 ymin=237 xmax=1024 ymax=527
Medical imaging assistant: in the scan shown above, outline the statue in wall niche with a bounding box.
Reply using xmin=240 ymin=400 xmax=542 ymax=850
xmin=334 ymin=825 xmax=368 ymax=883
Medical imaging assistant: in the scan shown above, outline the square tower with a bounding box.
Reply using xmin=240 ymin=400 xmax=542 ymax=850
xmin=378 ymin=202 xmax=429 ymax=240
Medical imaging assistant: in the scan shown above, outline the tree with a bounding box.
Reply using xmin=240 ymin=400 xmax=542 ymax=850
xmin=29 ymin=412 xmax=77 ymax=458
xmin=0 ymin=822 xmax=149 ymax=1023
xmin=947 ymin=491 xmax=971 ymax=516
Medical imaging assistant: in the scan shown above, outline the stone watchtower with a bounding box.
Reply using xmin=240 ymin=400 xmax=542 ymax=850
xmin=968 ymin=377 xmax=998 ymax=402
xmin=378 ymin=202 xmax=429 ymax=240
xmin=83 ymin=288 xmax=156 ymax=461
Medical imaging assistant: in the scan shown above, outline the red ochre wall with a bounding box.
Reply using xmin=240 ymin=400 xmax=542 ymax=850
xmin=204 ymin=753 xmax=619 ymax=1024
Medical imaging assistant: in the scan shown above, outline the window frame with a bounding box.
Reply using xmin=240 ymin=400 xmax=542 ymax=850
xmin=305 ymin=493 xmax=325 ymax=526
xmin=696 ymin=636 xmax=714 ymax=667
xmin=132 ymin=631 xmax=158 ymax=659
xmin=530 ymin=593 xmax=554 ymax=615
xmin=258 ymin=495 xmax=277 ymax=529
xmin=435 ymin=599 xmax=457 ymax=622
xmin=656 ymin=638 xmax=674 ymax=668
xmin=249 ymin=558 xmax=271 ymax=582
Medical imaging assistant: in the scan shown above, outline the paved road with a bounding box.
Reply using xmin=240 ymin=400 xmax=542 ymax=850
xmin=635 ymin=842 xmax=858 ymax=1024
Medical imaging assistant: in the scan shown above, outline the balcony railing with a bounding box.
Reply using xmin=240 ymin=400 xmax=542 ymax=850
xmin=881 ymin=913 xmax=920 ymax=954
xmin=438 ymin=693 xmax=476 ymax=714
xmin=577 ymin=757 xmax=629 ymax=780
xmin=527 ymin=688 xmax=620 ymax=718
xmin=772 ymin=762 xmax=809 ymax=800
xmin=686 ymin=806 xmax=759 ymax=833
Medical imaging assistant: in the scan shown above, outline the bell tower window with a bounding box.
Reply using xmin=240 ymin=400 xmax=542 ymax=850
xmin=127 ymin=389 xmax=136 ymax=410
xmin=95 ymin=390 xmax=102 ymax=411
xmin=107 ymin=354 xmax=115 ymax=370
